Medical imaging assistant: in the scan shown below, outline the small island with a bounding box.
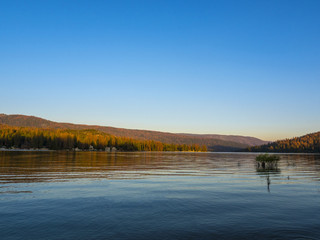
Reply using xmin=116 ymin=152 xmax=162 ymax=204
xmin=256 ymin=154 xmax=280 ymax=169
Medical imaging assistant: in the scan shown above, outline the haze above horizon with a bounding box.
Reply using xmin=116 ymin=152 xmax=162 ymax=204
xmin=1 ymin=0 xmax=319 ymax=141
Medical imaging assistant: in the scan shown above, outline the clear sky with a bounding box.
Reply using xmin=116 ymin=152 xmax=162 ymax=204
xmin=1 ymin=0 xmax=319 ymax=141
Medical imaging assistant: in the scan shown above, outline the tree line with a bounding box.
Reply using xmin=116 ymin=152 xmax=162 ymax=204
xmin=0 ymin=125 xmax=207 ymax=152
xmin=247 ymin=132 xmax=320 ymax=153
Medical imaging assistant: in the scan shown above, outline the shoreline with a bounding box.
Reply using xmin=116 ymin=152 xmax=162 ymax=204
xmin=0 ymin=148 xmax=54 ymax=152
xmin=0 ymin=148 xmax=205 ymax=153
xmin=0 ymin=149 xmax=319 ymax=154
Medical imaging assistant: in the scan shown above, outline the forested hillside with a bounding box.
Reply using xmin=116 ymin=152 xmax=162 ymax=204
xmin=247 ymin=132 xmax=320 ymax=153
xmin=0 ymin=114 xmax=267 ymax=151
xmin=0 ymin=125 xmax=207 ymax=152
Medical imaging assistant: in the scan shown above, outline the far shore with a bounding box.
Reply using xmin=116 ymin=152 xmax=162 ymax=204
xmin=0 ymin=149 xmax=207 ymax=153
xmin=1 ymin=148 xmax=318 ymax=154
xmin=0 ymin=148 xmax=54 ymax=152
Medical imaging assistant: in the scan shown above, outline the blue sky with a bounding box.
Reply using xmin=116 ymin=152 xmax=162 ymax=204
xmin=0 ymin=0 xmax=319 ymax=141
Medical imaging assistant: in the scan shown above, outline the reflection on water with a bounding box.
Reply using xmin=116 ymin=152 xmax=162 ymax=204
xmin=1 ymin=151 xmax=319 ymax=183
xmin=256 ymin=161 xmax=281 ymax=192
xmin=0 ymin=151 xmax=261 ymax=183
xmin=0 ymin=151 xmax=320 ymax=240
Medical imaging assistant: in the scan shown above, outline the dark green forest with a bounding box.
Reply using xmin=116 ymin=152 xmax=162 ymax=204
xmin=0 ymin=125 xmax=207 ymax=152
xmin=247 ymin=132 xmax=320 ymax=153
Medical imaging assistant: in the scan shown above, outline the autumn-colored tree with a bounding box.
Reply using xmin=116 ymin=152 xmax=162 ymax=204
xmin=247 ymin=132 xmax=320 ymax=153
xmin=0 ymin=124 xmax=207 ymax=152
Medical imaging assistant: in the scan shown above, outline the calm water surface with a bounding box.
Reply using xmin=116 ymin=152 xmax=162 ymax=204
xmin=0 ymin=151 xmax=319 ymax=240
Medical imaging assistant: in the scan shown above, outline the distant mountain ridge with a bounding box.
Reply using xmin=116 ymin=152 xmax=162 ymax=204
xmin=179 ymin=133 xmax=266 ymax=147
xmin=0 ymin=114 xmax=268 ymax=151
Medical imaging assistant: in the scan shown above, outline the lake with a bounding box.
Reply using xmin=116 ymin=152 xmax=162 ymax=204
xmin=0 ymin=151 xmax=319 ymax=240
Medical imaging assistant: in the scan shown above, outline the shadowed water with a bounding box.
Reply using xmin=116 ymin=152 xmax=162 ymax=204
xmin=0 ymin=151 xmax=319 ymax=240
